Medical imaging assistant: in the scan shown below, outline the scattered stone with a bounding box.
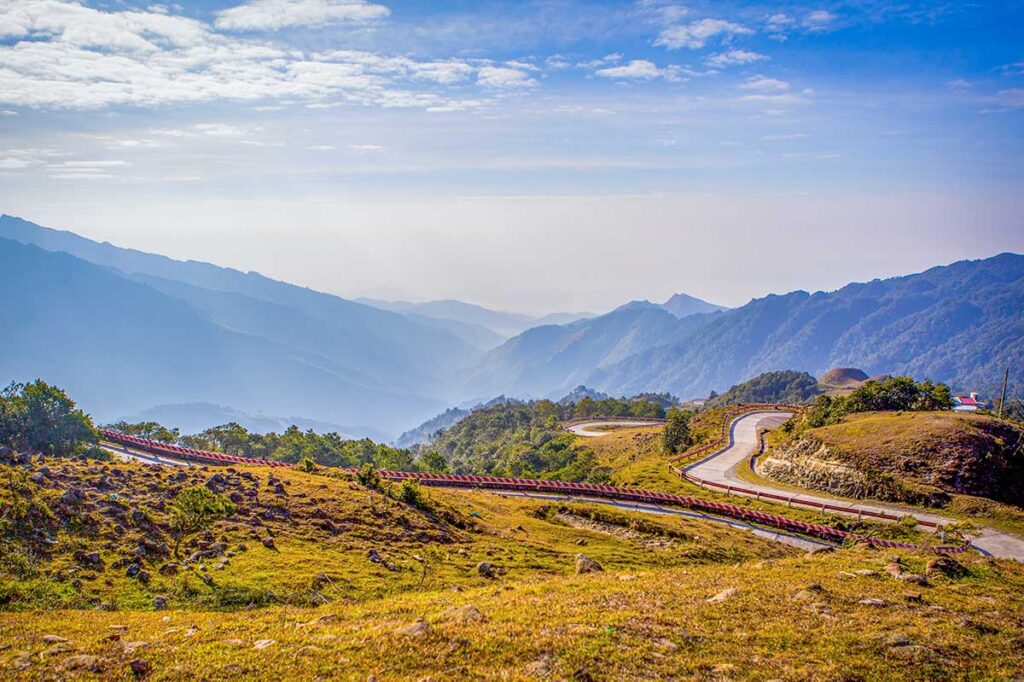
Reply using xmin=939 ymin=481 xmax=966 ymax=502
xmin=927 ymin=556 xmax=968 ymax=579
xmin=898 ymin=573 xmax=928 ymax=586
xmin=575 ymin=538 xmax=588 ymax=546
xmin=396 ymin=619 xmax=430 ymax=637
xmin=887 ymin=644 xmax=936 ymax=660
xmin=9 ymin=652 xmax=32 ymax=671
xmin=884 ymin=562 xmax=904 ymax=578
xmin=59 ymin=655 xmax=105 ymax=673
xmin=440 ymin=605 xmax=485 ymax=624
xmin=253 ymin=639 xmax=276 ymax=650
xmin=122 ymin=641 xmax=149 ymax=655
xmin=312 ymin=573 xmax=331 ymax=590
xmin=130 ymin=658 xmax=152 ymax=677
xmin=41 ymin=643 xmax=74 ymax=657
xmin=222 ymin=639 xmax=246 ymax=648
xmin=476 ymin=562 xmax=496 ymax=578
xmin=880 ymin=632 xmax=913 ymax=647
xmin=572 ymin=667 xmax=593 ymax=682
xmin=804 ymin=546 xmax=834 ymax=558
xmin=618 ymin=574 xmax=637 ymax=581
xmin=574 ymin=554 xmax=603 ymax=575
xmin=261 ymin=537 xmax=276 ymax=550
xmin=41 ymin=635 xmax=69 ymax=644
xmin=792 ymin=589 xmax=819 ymax=602
xmin=859 ymin=598 xmax=887 ymax=607
xmin=707 ymin=588 xmax=737 ymax=603
xmin=153 ymin=597 xmax=168 ymax=610
xmin=904 ymin=591 xmax=924 ymax=603
xmin=159 ymin=563 xmax=179 ymax=577
xmin=853 ymin=569 xmax=880 ymax=578
xmin=524 ymin=659 xmax=551 ymax=677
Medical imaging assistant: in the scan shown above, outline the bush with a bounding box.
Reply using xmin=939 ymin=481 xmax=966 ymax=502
xmin=356 ymin=462 xmax=382 ymax=489
xmin=661 ymin=408 xmax=693 ymax=454
xmin=169 ymin=486 xmax=235 ymax=558
xmin=295 ymin=456 xmax=317 ymax=473
xmin=395 ymin=478 xmax=433 ymax=512
xmin=0 ymin=380 xmax=96 ymax=456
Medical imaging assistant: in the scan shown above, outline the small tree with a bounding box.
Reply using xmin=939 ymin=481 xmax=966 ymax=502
xmin=169 ymin=486 xmax=235 ymax=559
xmin=1 ymin=380 xmax=96 ymax=456
xmin=661 ymin=409 xmax=692 ymax=454
xmin=420 ymin=450 xmax=449 ymax=473
xmin=355 ymin=462 xmax=382 ymax=489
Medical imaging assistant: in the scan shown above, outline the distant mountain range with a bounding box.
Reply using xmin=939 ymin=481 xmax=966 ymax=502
xmin=356 ymin=297 xmax=592 ymax=340
xmin=3 ymin=213 xmax=1020 ymax=439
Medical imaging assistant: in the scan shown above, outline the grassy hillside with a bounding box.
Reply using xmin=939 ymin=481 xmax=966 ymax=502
xmin=4 ymin=434 xmax=1024 ymax=678
xmin=763 ymin=412 xmax=1024 ymax=507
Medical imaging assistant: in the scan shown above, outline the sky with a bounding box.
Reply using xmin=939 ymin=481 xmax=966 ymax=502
xmin=1 ymin=0 xmax=1023 ymax=314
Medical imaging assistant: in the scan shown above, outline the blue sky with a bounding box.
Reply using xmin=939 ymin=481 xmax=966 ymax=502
xmin=1 ymin=0 xmax=1022 ymax=312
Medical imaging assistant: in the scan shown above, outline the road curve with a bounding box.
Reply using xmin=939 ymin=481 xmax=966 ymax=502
xmin=684 ymin=411 xmax=1024 ymax=561
xmin=567 ymin=420 xmax=665 ymax=437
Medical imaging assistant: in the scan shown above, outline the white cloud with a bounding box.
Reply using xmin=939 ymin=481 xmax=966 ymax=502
xmin=595 ymin=59 xmax=682 ymax=81
xmin=214 ymin=0 xmax=389 ymax=32
xmin=739 ymin=76 xmax=790 ymax=92
xmin=705 ymin=49 xmax=767 ymax=69
xmin=946 ymin=78 xmax=970 ymax=92
xmin=655 ymin=18 xmax=753 ymax=50
xmin=999 ymin=61 xmax=1024 ymax=76
xmin=349 ymin=144 xmax=383 ymax=151
xmin=477 ymin=66 xmax=536 ymax=89
xmin=765 ymin=13 xmax=794 ymax=34
xmin=802 ymin=10 xmax=836 ymax=32
xmin=998 ymin=89 xmax=1024 ymax=109
xmin=308 ymin=144 xmax=334 ymax=150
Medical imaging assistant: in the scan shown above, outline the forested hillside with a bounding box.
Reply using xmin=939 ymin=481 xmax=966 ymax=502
xmin=590 ymin=253 xmax=1024 ymax=399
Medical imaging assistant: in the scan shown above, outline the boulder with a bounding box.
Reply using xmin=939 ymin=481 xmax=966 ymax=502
xmin=440 ymin=605 xmax=485 ymax=624
xmin=927 ymin=556 xmax=968 ymax=579
xmin=395 ymin=619 xmax=430 ymax=637
xmin=59 ymin=655 xmax=105 ymax=673
xmin=130 ymin=658 xmax=152 ymax=678
xmin=707 ymin=588 xmax=737 ymax=603
xmin=574 ymin=554 xmax=604 ymax=575
xmin=476 ymin=562 xmax=496 ymax=578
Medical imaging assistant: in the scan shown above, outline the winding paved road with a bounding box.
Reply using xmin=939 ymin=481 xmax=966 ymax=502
xmin=684 ymin=411 xmax=1024 ymax=561
xmin=567 ymin=420 xmax=665 ymax=437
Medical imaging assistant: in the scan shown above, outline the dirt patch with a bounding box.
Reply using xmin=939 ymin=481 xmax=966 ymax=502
xmin=554 ymin=512 xmax=681 ymax=551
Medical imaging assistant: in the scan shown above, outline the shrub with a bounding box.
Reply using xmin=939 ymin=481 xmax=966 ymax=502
xmin=169 ymin=486 xmax=235 ymax=558
xmin=661 ymin=408 xmax=693 ymax=454
xmin=356 ymin=462 xmax=382 ymax=489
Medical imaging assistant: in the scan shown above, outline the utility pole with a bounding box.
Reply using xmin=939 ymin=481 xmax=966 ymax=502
xmin=998 ymin=367 xmax=1009 ymax=419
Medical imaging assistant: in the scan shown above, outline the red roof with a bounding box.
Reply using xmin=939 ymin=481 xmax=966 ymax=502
xmin=955 ymin=396 xmax=979 ymax=406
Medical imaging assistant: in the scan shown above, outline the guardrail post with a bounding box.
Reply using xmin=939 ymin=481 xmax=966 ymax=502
xmin=787 ymin=497 xmax=792 ymax=508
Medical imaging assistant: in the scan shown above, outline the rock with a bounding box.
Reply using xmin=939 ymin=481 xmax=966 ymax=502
xmin=792 ymin=589 xmax=820 ymax=602
xmin=159 ymin=563 xmax=179 ymax=577
xmin=804 ymin=546 xmax=834 ymax=558
xmin=904 ymin=591 xmax=924 ymax=603
xmin=126 ymin=564 xmax=141 ymax=578
xmin=574 ymin=554 xmax=604 ymax=575
xmin=253 ymin=639 xmax=276 ymax=650
xmin=898 ymin=573 xmax=928 ymax=586
xmin=524 ymin=659 xmax=551 ymax=677
xmin=9 ymin=652 xmax=32 ymax=671
xmin=367 ymin=549 xmax=383 ymax=563
xmin=575 ymin=538 xmax=588 ymax=546
xmin=880 ymin=632 xmax=913 ymax=647
xmin=396 ymin=619 xmax=430 ymax=637
xmin=130 ymin=658 xmax=152 ymax=677
xmin=132 ymin=510 xmax=147 ymax=524
xmin=476 ymin=562 xmax=496 ymax=578
xmin=927 ymin=556 xmax=968 ymax=579
xmin=884 ymin=562 xmax=904 ymax=578
xmin=707 ymin=588 xmax=737 ymax=603
xmin=41 ymin=643 xmax=74 ymax=657
xmin=853 ymin=569 xmax=880 ymax=577
xmin=59 ymin=655 xmax=105 ymax=672
xmin=122 ymin=641 xmax=149 ymax=655
xmin=41 ymin=634 xmax=69 ymax=644
xmin=153 ymin=597 xmax=168 ymax=610
xmin=261 ymin=537 xmax=276 ymax=550
xmin=887 ymin=644 xmax=936 ymax=660
xmin=859 ymin=598 xmax=887 ymax=607
xmin=572 ymin=668 xmax=593 ymax=682
xmin=440 ymin=605 xmax=485 ymax=623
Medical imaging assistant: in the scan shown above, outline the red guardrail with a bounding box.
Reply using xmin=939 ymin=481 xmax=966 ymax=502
xmin=102 ymin=429 xmax=969 ymax=554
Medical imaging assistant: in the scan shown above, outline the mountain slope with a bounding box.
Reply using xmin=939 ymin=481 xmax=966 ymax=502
xmin=466 ymin=302 xmax=719 ymax=398
xmin=0 ymin=214 xmax=481 ymax=400
xmin=590 ymin=253 xmax=1024 ymax=399
xmin=357 ymin=297 xmax=592 ymax=338
xmin=0 ymin=238 xmax=442 ymax=432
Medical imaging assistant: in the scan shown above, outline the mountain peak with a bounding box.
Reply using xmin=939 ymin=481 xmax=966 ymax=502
xmin=660 ymin=293 xmax=728 ymax=319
